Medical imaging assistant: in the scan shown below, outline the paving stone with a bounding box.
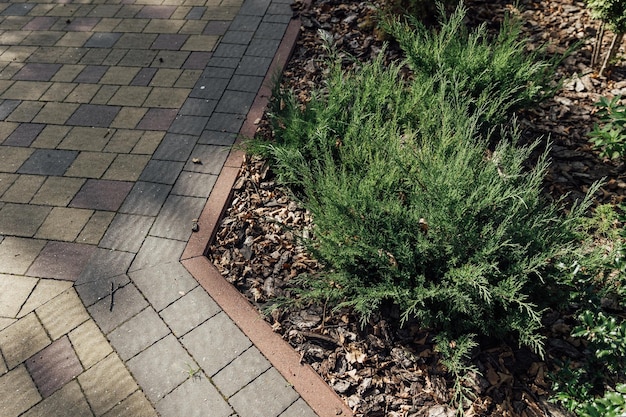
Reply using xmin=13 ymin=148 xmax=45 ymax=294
xmin=156 ymin=374 xmax=232 ymax=417
xmin=221 ymin=30 xmax=255 ymax=45
xmin=17 ymin=149 xmax=77 ymax=176
xmin=149 ymin=195 xmax=206 ymax=241
xmin=20 ymin=380 xmax=94 ymax=417
xmin=171 ymin=171 xmax=217 ymax=198
xmin=205 ymin=56 xmax=240 ymax=69
xmin=138 ymin=160 xmax=184 ymax=185
xmin=29 ymin=125 xmax=69 ymax=149
xmin=168 ymin=115 xmax=208 ymax=136
xmin=185 ymin=144 xmax=231 ymax=174
xmin=159 ymin=286 xmax=220 ymax=337
xmin=0 ymin=365 xmax=41 ymax=417
xmin=64 ymin=152 xmax=116 ymax=178
xmin=153 ymin=133 xmax=197 ymax=162
xmin=67 ymin=104 xmax=120 ymax=128
xmin=2 ymin=81 xmax=51 ymax=101
xmin=26 ymin=336 xmax=83 ymax=398
xmin=129 ymin=236 xmax=186 ymax=272
xmin=182 ymin=34 xmax=218 ymax=51
xmin=34 ymin=207 xmax=93 ymax=242
xmin=238 ymin=0 xmax=271 ymax=16
xmin=215 ymin=90 xmax=255 ymax=114
xmin=114 ymin=33 xmax=157 ymax=49
xmin=18 ymin=279 xmax=73 ymax=319
xmin=180 ymin=312 xmax=252 ymax=377
xmin=230 ymin=368 xmax=299 ymax=417
xmin=99 ymin=213 xmax=154 ymax=253
xmin=198 ymin=130 xmax=237 ymax=146
xmin=151 ymin=34 xmax=189 ymax=50
xmin=235 ymin=56 xmax=272 ymax=77
xmin=0 ymin=146 xmax=31 ymax=174
xmin=212 ymin=346 xmax=271 ymax=398
xmin=107 ymin=307 xmax=169 ymax=361
xmin=75 ymin=248 xmax=133 ymax=306
xmin=0 ymin=312 xmax=51 ymax=369
xmin=131 ymin=67 xmax=158 ymax=86
xmin=110 ymin=108 xmax=148 ymax=130
xmin=246 ymin=38 xmax=281 ymax=57
xmin=87 ymin=283 xmax=148 ymax=334
xmin=183 ymin=51 xmax=212 ymax=69
xmin=3 ymin=123 xmax=45 ymax=147
xmin=144 ymin=87 xmax=190 ymax=108
xmin=0 ymin=203 xmax=50 ymax=238
xmin=200 ymin=66 xmax=235 ymax=79
xmin=76 ymin=211 xmax=115 ymax=245
xmin=0 ymin=237 xmax=46 ymax=275
xmin=203 ymin=20 xmax=231 ymax=36
xmin=0 ymin=318 xmax=14 ymax=334
xmin=84 ymin=32 xmax=122 ymax=48
xmin=102 ymin=154 xmax=150 ymax=182
xmin=129 ymin=261 xmax=197 ymax=312
xmin=136 ymin=108 xmax=177 ymax=131
xmin=0 ymin=274 xmax=38 ymax=318
xmin=27 ymin=241 xmax=96 ymax=281
xmin=229 ymin=14 xmax=262 ymax=31
xmin=0 ymin=100 xmax=20 ymax=120
xmin=253 ymin=21 xmax=287 ymax=39
xmin=108 ymin=86 xmax=151 ymax=107
xmin=5 ymin=102 xmax=45 ymax=123
xmin=32 ymin=102 xmax=79 ymax=125
xmin=74 ymin=65 xmax=108 ymax=83
xmin=70 ymin=179 xmax=133 ymax=211
xmin=180 ymin=98 xmax=217 ymax=116
xmin=1 ymin=3 xmax=36 ymax=16
xmin=30 ymin=177 xmax=85 ymax=206
xmin=118 ymin=50 xmax=157 ymax=67
xmin=39 ymin=83 xmax=76 ymax=103
xmin=0 ymin=174 xmax=45 ymax=204
xmin=68 ymin=320 xmax=113 ymax=370
xmin=56 ymin=32 xmax=92 ymax=48
xmin=205 ymin=112 xmax=244 ymax=133
xmin=91 ymin=85 xmax=120 ymax=105
xmin=36 ymin=288 xmax=90 ymax=340
xmin=101 ymin=390 xmax=157 ymax=417
xmin=227 ymin=74 xmax=264 ymax=92
xmin=65 ymin=84 xmax=100 ymax=103
xmin=127 ymin=334 xmax=197 ymax=402
xmin=279 ymin=399 xmax=318 ymax=417
xmin=78 ymin=353 xmax=138 ymax=416
xmin=189 ymin=76 xmax=228 ymax=100
xmin=119 ymin=181 xmax=171 ymax=217
xmin=58 ymin=127 xmax=113 ymax=152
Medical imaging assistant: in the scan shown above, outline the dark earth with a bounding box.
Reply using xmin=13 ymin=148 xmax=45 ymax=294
xmin=209 ymin=1 xmax=626 ymax=415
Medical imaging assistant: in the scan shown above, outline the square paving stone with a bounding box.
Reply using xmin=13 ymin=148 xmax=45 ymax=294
xmin=107 ymin=86 xmax=151 ymax=107
xmin=0 ymin=274 xmax=37 ymax=318
xmin=153 ymin=133 xmax=197 ymax=162
xmin=156 ymin=374 xmax=232 ymax=417
xmin=36 ymin=288 xmax=90 ymax=340
xmin=5 ymin=102 xmax=45 ymax=124
xmin=64 ymin=152 xmax=116 ymax=178
xmin=235 ymin=56 xmax=272 ymax=77
xmin=180 ymin=98 xmax=217 ymax=116
xmin=129 ymin=261 xmax=197 ymax=312
xmin=107 ymin=307 xmax=169 ymax=361
xmin=203 ymin=20 xmax=230 ymax=36
xmin=0 ymin=313 xmax=51 ymax=370
xmin=84 ymin=32 xmax=122 ymax=48
xmin=30 ymin=177 xmax=85 ymax=207
xmin=0 ymin=175 xmax=45 ymax=204
xmin=180 ymin=312 xmax=252 ymax=377
xmin=126 ymin=334 xmax=197 ymax=403
xmin=143 ymin=88 xmax=190 ymax=109
xmin=70 ymin=179 xmax=133 ymax=211
xmin=132 ymin=131 xmax=164 ymax=154
xmin=57 ymin=127 xmax=113 ymax=152
xmin=87 ymin=283 xmax=148 ymax=334
xmin=149 ymin=195 xmax=205 ymax=242
xmin=101 ymin=390 xmax=158 ymax=417
xmin=136 ymin=5 xmax=177 ymax=18
xmin=171 ymin=171 xmax=217 ymax=198
xmin=0 ymin=203 xmax=51 ymax=238
xmin=229 ymin=368 xmax=299 ymax=417
xmin=138 ymin=160 xmax=184 ymax=185
xmin=78 ymin=353 xmax=138 ymax=416
xmin=151 ymin=34 xmax=188 ymax=50
xmin=33 ymin=102 xmax=80 ymax=125
xmin=204 ymin=112 xmax=244 ymax=133
xmin=34 ymin=207 xmax=93 ymax=242
xmin=110 ymin=108 xmax=148 ymax=130
xmin=182 ymin=51 xmax=211 ymax=70
xmin=212 ymin=346 xmax=271 ymax=398
xmin=27 ymin=241 xmax=95 ymax=281
xmin=17 ymin=149 xmax=77 ymax=176
xmin=13 ymin=63 xmax=61 ymax=82
xmin=119 ymin=181 xmax=171 ymax=217
xmin=74 ymin=249 xmax=133 ymax=307
xmin=185 ymin=144 xmax=230 ymax=174
xmin=136 ymin=108 xmax=177 ymax=131
xmin=20 ymin=380 xmax=93 ymax=417
xmin=26 ymin=336 xmax=83 ymax=398
xmin=68 ymin=320 xmax=113 ymax=370
xmin=0 ymin=366 xmax=41 ymax=416
xmin=159 ymin=286 xmax=220 ymax=337
xmin=98 ymin=213 xmax=154 ymax=253
xmin=130 ymin=68 xmax=157 ymax=86
xmin=0 ymin=237 xmax=46 ymax=275
xmin=17 ymin=280 xmax=73 ymax=320
xmin=3 ymin=123 xmax=45 ymax=147
xmin=168 ymin=115 xmax=208 ymax=136
xmin=67 ymin=104 xmax=120 ymax=128
xmin=76 ymin=211 xmax=115 ymax=245
xmin=73 ymin=65 xmax=108 ymax=83
xmin=279 ymin=398 xmax=318 ymax=417
xmin=102 ymin=154 xmax=150 ymax=182
xmin=129 ymin=236 xmax=186 ymax=272
xmin=0 ymin=100 xmax=20 ymax=121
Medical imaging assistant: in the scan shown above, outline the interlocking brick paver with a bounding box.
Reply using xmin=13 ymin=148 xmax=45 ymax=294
xmin=39 ymin=83 xmax=76 ymax=102
xmin=180 ymin=312 xmax=252 ymax=377
xmin=0 ymin=313 xmax=51 ymax=370
xmin=0 ymin=365 xmax=41 ymax=417
xmin=67 ymin=103 xmax=120 ymax=127
xmin=129 ymin=236 xmax=187 ymax=272
xmin=18 ymin=279 xmax=73 ymax=319
xmin=101 ymin=391 xmax=157 ymax=417
xmin=1 ymin=81 xmax=51 ymax=101
xmin=158 ymin=285 xmax=220 ymax=337
xmin=0 ymin=203 xmax=51 ymax=238
xmin=156 ymin=375 xmax=232 ymax=417
xmin=129 ymin=261 xmax=197 ymax=312
xmin=108 ymin=86 xmax=151 ymax=107
xmin=0 ymin=274 xmax=38 ymax=318
xmin=99 ymin=213 xmax=154 ymax=253
xmin=110 ymin=108 xmax=148 ymax=129
xmin=27 ymin=241 xmax=95 ymax=281
xmin=20 ymin=380 xmax=94 ymax=417
xmin=144 ymin=87 xmax=190 ymax=108
xmin=149 ymin=194 xmax=206 ymax=241
xmin=64 ymin=152 xmax=115 ymax=178
xmin=78 ymin=353 xmax=139 ymax=416
xmin=17 ymin=149 xmax=77 ymax=176
xmin=34 ymin=207 xmax=93 ymax=242
xmin=32 ymin=102 xmax=79 ymax=125
xmin=76 ymin=211 xmax=115 ymax=245
xmin=30 ymin=176 xmax=85 ymax=206
xmin=0 ymin=146 xmax=34 ymax=173
xmin=36 ymin=288 xmax=90 ymax=340
xmin=30 ymin=125 xmax=70 ymax=149
xmin=0 ymin=238 xmax=46 ymax=276
xmin=126 ymin=334 xmax=197 ymax=402
xmin=103 ymin=154 xmax=150 ymax=181
xmin=172 ymin=171 xmax=217 ymax=198
xmin=136 ymin=108 xmax=177 ymax=131
xmin=153 ymin=133 xmax=197 ymax=162
xmin=107 ymin=307 xmax=169 ymax=361
xmin=0 ymin=174 xmax=45 ymax=204
xmin=3 ymin=123 xmax=45 ymax=147
xmin=64 ymin=84 xmax=100 ymax=103
xmin=88 ymin=283 xmax=148 ymax=334
xmin=26 ymin=336 xmax=83 ymax=398
xmin=5 ymin=102 xmax=45 ymax=123
xmin=68 ymin=320 xmax=113 ymax=370
xmin=279 ymin=399 xmax=318 ymax=417
xmin=70 ymin=179 xmax=133 ymax=211
xmin=213 ymin=346 xmax=271 ymax=398
xmin=230 ymin=368 xmax=299 ymax=417
xmin=75 ymin=248 xmax=133 ymax=306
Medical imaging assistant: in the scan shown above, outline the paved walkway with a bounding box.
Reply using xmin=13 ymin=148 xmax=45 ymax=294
xmin=0 ymin=0 xmax=349 ymax=416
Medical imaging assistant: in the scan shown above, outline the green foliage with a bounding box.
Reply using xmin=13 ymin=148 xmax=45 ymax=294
xmin=380 ymin=0 xmax=458 ymax=24
xmin=585 ymin=0 xmax=626 ymax=33
xmin=435 ymin=333 xmax=479 ymax=410
xmin=589 ymin=96 xmax=626 ymax=160
xmin=382 ymin=3 xmax=562 ymax=125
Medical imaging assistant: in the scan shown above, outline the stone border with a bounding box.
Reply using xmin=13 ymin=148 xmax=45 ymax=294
xmin=181 ymin=7 xmax=354 ymax=417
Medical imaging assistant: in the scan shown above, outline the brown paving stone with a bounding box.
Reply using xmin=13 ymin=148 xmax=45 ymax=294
xmin=39 ymin=83 xmax=76 ymax=102
xmin=78 ymin=353 xmax=139 ymax=416
xmin=20 ymin=380 xmax=94 ymax=417
xmin=32 ymin=102 xmax=79 ymax=125
xmin=30 ymin=125 xmax=71 ymax=149
xmin=58 ymin=127 xmax=114 ymax=152
xmin=68 ymin=320 xmax=113 ymax=370
xmin=70 ymin=179 xmax=133 ymax=211
xmin=143 ymin=87 xmax=190 ymax=108
xmin=132 ymin=131 xmax=164 ymax=154
xmin=26 ymin=336 xmax=83 ymax=398
xmin=0 ymin=122 xmax=19 ymax=141
xmin=27 ymin=241 xmax=95 ymax=281
xmin=36 ymin=289 xmax=90 ymax=340
xmin=0 ymin=312 xmax=51 ymax=369
xmin=0 ymin=173 xmax=18 ymax=196
xmin=110 ymin=107 xmax=147 ymax=129
xmin=100 ymin=66 xmax=140 ymax=85
xmin=65 ymin=84 xmax=100 ymax=103
xmin=103 ymin=129 xmax=142 ymax=153
xmin=90 ymin=85 xmax=119 ymax=105
xmin=149 ymin=68 xmax=182 ymax=87
xmin=64 ymin=152 xmax=116 ymax=178
xmin=5 ymin=101 xmax=45 ymax=123
xmin=107 ymin=86 xmax=151 ymax=107
xmin=30 ymin=176 xmax=85 ymax=206
xmin=0 ymin=365 xmax=42 ymax=416
xmin=182 ymin=34 xmax=219 ymax=51
xmin=1 ymin=81 xmax=51 ymax=100
xmin=34 ymin=207 xmax=94 ymax=242
xmin=76 ymin=211 xmax=115 ymax=245
xmin=0 ymin=175 xmax=45 ymax=203
xmin=0 ymin=237 xmax=47 ymax=275
xmin=136 ymin=108 xmax=177 ymax=131
xmin=0 ymin=273 xmax=38 ymax=318
xmin=0 ymin=203 xmax=51 ymax=237
xmin=102 ymin=154 xmax=150 ymax=181
xmin=18 ymin=279 xmax=72 ymax=319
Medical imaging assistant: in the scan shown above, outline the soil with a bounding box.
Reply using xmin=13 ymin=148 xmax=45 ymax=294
xmin=209 ymin=1 xmax=626 ymax=415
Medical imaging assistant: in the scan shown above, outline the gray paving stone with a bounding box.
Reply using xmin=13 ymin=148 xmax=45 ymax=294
xmin=156 ymin=375 xmax=232 ymax=417
xmin=168 ymin=115 xmax=209 ymax=136
xmin=279 ymin=399 xmax=318 ymax=417
xmin=172 ymin=171 xmax=217 ymax=198
xmin=119 ymin=182 xmax=172 ymax=217
xmin=221 ymin=30 xmax=255 ymax=45
xmin=87 ymin=283 xmax=148 ymax=334
xmin=184 ymin=145 xmax=231 ymax=175
xmin=239 ymin=0 xmax=271 ymax=16
xmin=180 ymin=98 xmax=217 ymax=117
xmin=75 ymin=248 xmax=134 ymax=306
xmin=263 ymin=13 xmax=293 ymax=23
xmin=212 ymin=347 xmax=271 ymax=398
xmin=129 ymin=261 xmax=197 ymax=312
xmin=254 ymin=22 xmax=287 ymax=39
xmin=213 ymin=43 xmax=248 ymax=58
xmin=236 ymin=56 xmax=272 ymax=76
xmin=127 ymin=334 xmax=198 ymax=403
xmin=208 ymin=57 xmax=241 ymax=69
xmin=17 ymin=149 xmax=77 ymax=176
xmin=150 ymin=195 xmax=206 ymax=241
xmin=189 ymin=77 xmax=229 ymax=100
xmin=139 ymin=160 xmax=184 ymax=185
xmin=266 ymin=2 xmax=294 ymax=15
xmin=215 ymin=90 xmax=255 ymax=114
xmin=180 ymin=312 xmax=252 ymax=377
xmin=129 ymin=236 xmax=186 ymax=272
xmin=153 ymin=133 xmax=197 ymax=162
xmin=107 ymin=307 xmax=170 ymax=361
xmin=246 ymin=38 xmax=281 ymax=58
xmin=98 ymin=213 xmax=154 ymax=253
xmin=198 ymin=130 xmax=238 ymax=146
xmin=229 ymin=14 xmax=262 ymax=31
xmin=158 ymin=286 xmax=220 ymax=337
xmin=227 ymin=74 xmax=264 ymax=92
xmin=205 ymin=112 xmax=244 ymax=134
xmin=230 ymin=368 xmax=299 ymax=417
xmin=201 ymin=66 xmax=235 ymax=79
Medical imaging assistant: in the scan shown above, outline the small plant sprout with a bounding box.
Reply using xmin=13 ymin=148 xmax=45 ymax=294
xmin=184 ymin=363 xmax=202 ymax=380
